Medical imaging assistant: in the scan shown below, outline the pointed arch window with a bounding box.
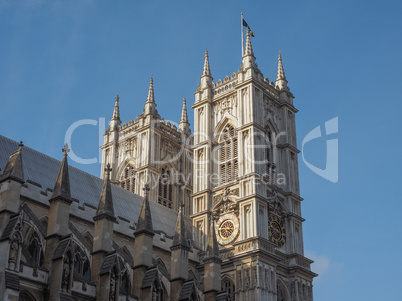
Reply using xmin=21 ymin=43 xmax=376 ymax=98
xmin=222 ymin=277 xmax=236 ymax=301
xmin=121 ymin=165 xmax=136 ymax=193
xmin=265 ymin=127 xmax=276 ymax=183
xmin=152 ymin=280 xmax=167 ymax=301
xmin=19 ymin=290 xmax=36 ymax=301
xmin=158 ymin=167 xmax=173 ymax=209
xmin=26 ymin=231 xmax=44 ymax=267
xmin=73 ymin=244 xmax=91 ymax=282
xmin=219 ymin=124 xmax=238 ymax=184
xmin=118 ymin=256 xmax=131 ymax=296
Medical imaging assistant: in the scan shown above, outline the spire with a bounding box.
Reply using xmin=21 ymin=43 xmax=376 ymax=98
xmin=242 ymin=28 xmax=256 ymax=70
xmin=171 ymin=201 xmax=190 ymax=250
xmin=146 ymin=75 xmax=155 ymax=104
xmin=179 ymin=96 xmax=190 ymax=132
xmin=112 ymin=93 xmax=120 ymax=121
xmin=180 ymin=96 xmax=189 ymax=124
xmin=49 ymin=144 xmax=71 ymax=204
xmin=94 ymin=163 xmax=116 ymax=221
xmin=275 ymin=51 xmax=288 ymax=90
xmin=202 ymin=49 xmax=211 ymax=77
xmin=110 ymin=94 xmax=121 ymax=132
xmin=200 ymin=50 xmax=213 ymax=91
xmin=135 ymin=184 xmax=154 ymax=236
xmin=244 ymin=28 xmax=254 ymax=56
xmin=143 ymin=75 xmax=158 ymax=116
xmin=0 ymin=141 xmax=24 ymax=184
xmin=205 ymin=215 xmax=221 ymax=261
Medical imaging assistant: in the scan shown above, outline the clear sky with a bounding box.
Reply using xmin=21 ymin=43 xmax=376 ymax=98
xmin=1 ymin=0 xmax=401 ymax=300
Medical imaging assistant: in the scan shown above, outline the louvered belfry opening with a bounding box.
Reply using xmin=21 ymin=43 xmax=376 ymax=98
xmin=121 ymin=165 xmax=136 ymax=193
xmin=158 ymin=167 xmax=173 ymax=209
xmin=219 ymin=124 xmax=238 ymax=184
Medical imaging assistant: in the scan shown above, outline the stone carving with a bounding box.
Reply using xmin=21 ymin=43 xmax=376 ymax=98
xmin=212 ymin=187 xmax=239 ymax=216
xmin=252 ymin=266 xmax=257 ymax=288
xmin=62 ymin=256 xmax=71 ymax=291
xmin=259 ymin=266 xmax=264 ymax=291
xmin=237 ymin=242 xmax=254 ymax=252
xmin=268 ymin=190 xmax=287 ymax=218
xmin=8 ymin=240 xmax=19 ymax=270
xmin=265 ymin=269 xmax=270 ymax=291
xmin=110 ymin=271 xmax=116 ymax=301
xmin=152 ymin=285 xmax=158 ymax=301
xmin=236 ymin=270 xmax=242 ymax=292
xmin=244 ymin=267 xmax=250 ymax=290
xmin=221 ymin=251 xmax=234 ymax=260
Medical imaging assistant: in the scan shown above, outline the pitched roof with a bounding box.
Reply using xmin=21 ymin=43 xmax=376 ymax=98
xmin=178 ymin=280 xmax=197 ymax=300
xmin=53 ymin=236 xmax=72 ymax=260
xmin=0 ymin=135 xmax=188 ymax=238
xmin=0 ymin=214 xmax=19 ymax=241
xmin=141 ymin=268 xmax=158 ymax=289
xmin=99 ymin=253 xmax=117 ymax=275
xmin=0 ymin=142 xmax=24 ymax=184
xmin=94 ymin=164 xmax=116 ymax=222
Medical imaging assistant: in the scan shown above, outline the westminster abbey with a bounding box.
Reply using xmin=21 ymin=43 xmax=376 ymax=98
xmin=0 ymin=30 xmax=316 ymax=301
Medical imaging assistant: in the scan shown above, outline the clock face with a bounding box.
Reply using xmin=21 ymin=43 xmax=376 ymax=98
xmin=216 ymin=213 xmax=240 ymax=246
xmin=269 ymin=215 xmax=286 ymax=247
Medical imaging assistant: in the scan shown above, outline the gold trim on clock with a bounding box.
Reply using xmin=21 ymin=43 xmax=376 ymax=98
xmin=268 ymin=215 xmax=286 ymax=247
xmin=215 ymin=213 xmax=240 ymax=246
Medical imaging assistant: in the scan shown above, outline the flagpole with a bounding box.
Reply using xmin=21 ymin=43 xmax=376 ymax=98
xmin=241 ymin=13 xmax=244 ymax=57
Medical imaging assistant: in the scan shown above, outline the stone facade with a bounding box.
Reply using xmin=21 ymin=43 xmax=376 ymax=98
xmin=0 ymin=31 xmax=316 ymax=301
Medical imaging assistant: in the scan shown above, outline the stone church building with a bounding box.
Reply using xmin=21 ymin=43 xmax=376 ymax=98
xmin=0 ymin=31 xmax=316 ymax=301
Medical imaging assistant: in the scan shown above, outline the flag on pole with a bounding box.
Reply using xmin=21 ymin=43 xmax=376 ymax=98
xmin=242 ymin=18 xmax=254 ymax=37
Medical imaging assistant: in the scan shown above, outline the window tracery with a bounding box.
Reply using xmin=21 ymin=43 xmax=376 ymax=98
xmin=265 ymin=126 xmax=276 ymax=183
xmin=73 ymin=244 xmax=91 ymax=282
xmin=221 ymin=277 xmax=236 ymax=301
xmin=26 ymin=230 xmax=44 ymax=268
xmin=121 ymin=164 xmax=136 ymax=193
xmin=158 ymin=167 xmax=173 ymax=209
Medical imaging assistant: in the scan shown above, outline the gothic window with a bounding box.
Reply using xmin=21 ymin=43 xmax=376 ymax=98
xmin=73 ymin=244 xmax=91 ymax=282
xmin=152 ymin=280 xmax=161 ymax=301
xmin=221 ymin=277 xmax=236 ymax=301
xmin=158 ymin=167 xmax=173 ymax=209
xmin=19 ymin=290 xmax=36 ymax=301
xmin=265 ymin=127 xmax=276 ymax=183
xmin=121 ymin=165 xmax=136 ymax=193
xmin=26 ymin=231 xmax=44 ymax=267
xmin=219 ymin=124 xmax=238 ymax=184
xmin=83 ymin=232 xmax=93 ymax=247
xmin=118 ymin=257 xmax=131 ymax=296
xmin=120 ymin=272 xmax=130 ymax=296
xmin=277 ymin=281 xmax=288 ymax=301
xmin=39 ymin=216 xmax=48 ymax=231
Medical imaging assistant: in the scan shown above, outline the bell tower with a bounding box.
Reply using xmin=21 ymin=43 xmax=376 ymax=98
xmin=192 ymin=30 xmax=316 ymax=300
xmin=101 ymin=76 xmax=193 ymax=213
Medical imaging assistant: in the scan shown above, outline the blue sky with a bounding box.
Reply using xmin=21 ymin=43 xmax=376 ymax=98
xmin=1 ymin=0 xmax=401 ymax=299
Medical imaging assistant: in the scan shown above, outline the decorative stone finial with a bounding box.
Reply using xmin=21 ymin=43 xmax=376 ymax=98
xmin=105 ymin=163 xmax=112 ymax=178
xmin=62 ymin=143 xmax=70 ymax=157
xmin=275 ymin=51 xmax=288 ymax=90
xmin=202 ymin=49 xmax=211 ymax=76
xmin=135 ymin=184 xmax=154 ymax=236
xmin=49 ymin=143 xmax=71 ymax=204
xmin=94 ymin=163 xmax=115 ymax=222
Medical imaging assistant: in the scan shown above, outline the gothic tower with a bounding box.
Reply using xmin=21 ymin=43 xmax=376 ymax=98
xmin=101 ymin=77 xmax=193 ymax=214
xmin=192 ymin=30 xmax=316 ymax=300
